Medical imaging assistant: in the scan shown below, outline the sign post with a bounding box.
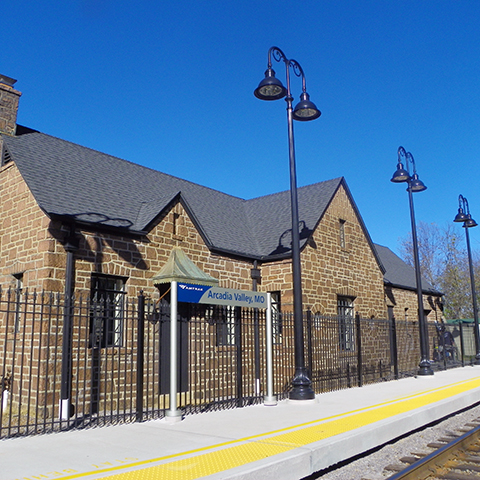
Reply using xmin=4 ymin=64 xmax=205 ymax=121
xmin=165 ymin=283 xmax=273 ymax=421
xmin=165 ymin=280 xmax=182 ymax=422
xmin=264 ymin=293 xmax=277 ymax=405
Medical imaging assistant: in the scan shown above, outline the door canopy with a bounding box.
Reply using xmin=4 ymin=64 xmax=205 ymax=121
xmin=152 ymin=247 xmax=219 ymax=287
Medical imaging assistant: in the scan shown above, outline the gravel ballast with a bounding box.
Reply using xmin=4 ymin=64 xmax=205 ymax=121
xmin=311 ymin=402 xmax=480 ymax=480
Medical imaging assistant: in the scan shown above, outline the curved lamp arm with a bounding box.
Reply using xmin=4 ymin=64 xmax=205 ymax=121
xmin=392 ymin=146 xmax=427 ymax=192
xmin=268 ymin=47 xmax=307 ymax=95
xmin=397 ymin=146 xmax=420 ymax=175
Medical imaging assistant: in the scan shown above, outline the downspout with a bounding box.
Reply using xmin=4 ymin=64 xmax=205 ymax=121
xmin=60 ymin=223 xmax=78 ymax=420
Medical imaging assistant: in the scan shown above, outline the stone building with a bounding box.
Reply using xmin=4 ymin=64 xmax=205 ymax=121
xmin=0 ymin=76 xmax=445 ymax=422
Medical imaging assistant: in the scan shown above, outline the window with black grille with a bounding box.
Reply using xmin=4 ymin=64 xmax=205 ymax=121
xmin=337 ymin=296 xmax=355 ymax=351
xmin=216 ymin=305 xmax=237 ymax=346
xmin=90 ymin=274 xmax=126 ymax=348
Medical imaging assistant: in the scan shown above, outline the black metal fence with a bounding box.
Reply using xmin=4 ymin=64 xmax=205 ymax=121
xmin=0 ymin=288 xmax=475 ymax=439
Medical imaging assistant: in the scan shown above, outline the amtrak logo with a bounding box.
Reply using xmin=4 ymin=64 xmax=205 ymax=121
xmin=178 ymin=284 xmax=204 ymax=292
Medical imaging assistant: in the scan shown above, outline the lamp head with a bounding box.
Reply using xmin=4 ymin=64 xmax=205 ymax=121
xmin=292 ymin=92 xmax=321 ymax=121
xmin=454 ymin=208 xmax=468 ymax=223
xmin=254 ymin=68 xmax=287 ymax=101
xmin=390 ymin=162 xmax=410 ymax=183
xmin=409 ymin=173 xmax=427 ymax=192
xmin=464 ymin=215 xmax=478 ymax=228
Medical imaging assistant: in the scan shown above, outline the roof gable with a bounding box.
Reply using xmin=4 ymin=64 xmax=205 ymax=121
xmin=243 ymin=178 xmax=343 ymax=258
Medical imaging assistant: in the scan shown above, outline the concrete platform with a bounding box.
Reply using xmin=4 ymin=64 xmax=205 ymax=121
xmin=2 ymin=366 xmax=480 ymax=480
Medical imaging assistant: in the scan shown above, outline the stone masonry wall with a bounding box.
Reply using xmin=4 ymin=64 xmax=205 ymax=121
xmin=386 ymin=285 xmax=443 ymax=325
xmin=0 ymin=162 xmax=63 ymax=290
xmin=262 ymin=185 xmax=387 ymax=317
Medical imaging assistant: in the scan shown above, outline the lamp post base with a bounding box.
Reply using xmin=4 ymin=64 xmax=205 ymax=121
xmin=474 ymin=354 xmax=480 ymax=366
xmin=165 ymin=409 xmax=183 ymax=424
xmin=418 ymin=360 xmax=434 ymax=376
xmin=264 ymin=395 xmax=278 ymax=406
xmin=289 ymin=368 xmax=315 ymax=400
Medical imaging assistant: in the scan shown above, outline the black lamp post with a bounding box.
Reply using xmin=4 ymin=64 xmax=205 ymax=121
xmin=254 ymin=47 xmax=320 ymax=400
xmin=391 ymin=146 xmax=434 ymax=376
xmin=453 ymin=195 xmax=480 ymax=364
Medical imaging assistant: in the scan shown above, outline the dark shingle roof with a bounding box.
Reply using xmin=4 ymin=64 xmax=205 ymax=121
xmin=373 ymin=243 xmax=442 ymax=295
xmin=2 ymin=129 xmax=375 ymax=263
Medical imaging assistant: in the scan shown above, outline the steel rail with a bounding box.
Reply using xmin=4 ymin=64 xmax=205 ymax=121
xmin=386 ymin=423 xmax=480 ymax=479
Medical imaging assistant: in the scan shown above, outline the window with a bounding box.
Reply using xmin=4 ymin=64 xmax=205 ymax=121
xmin=12 ymin=272 xmax=23 ymax=291
xmin=13 ymin=273 xmax=23 ymax=333
xmin=90 ymin=274 xmax=126 ymax=348
xmin=338 ymin=296 xmax=355 ymax=351
xmin=173 ymin=212 xmax=180 ymax=236
xmin=270 ymin=291 xmax=283 ymax=344
xmin=339 ymin=219 xmax=346 ymax=248
xmin=216 ymin=305 xmax=237 ymax=346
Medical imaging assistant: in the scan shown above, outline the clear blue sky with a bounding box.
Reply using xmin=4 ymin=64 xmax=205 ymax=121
xmin=3 ymin=1 xmax=480 ymax=255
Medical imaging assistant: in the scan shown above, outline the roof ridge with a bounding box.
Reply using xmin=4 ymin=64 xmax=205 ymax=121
xmin=246 ymin=177 xmax=344 ymax=203
xmin=9 ymin=130 xmax=249 ymax=202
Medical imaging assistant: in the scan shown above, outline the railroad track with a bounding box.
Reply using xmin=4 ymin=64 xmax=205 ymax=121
xmin=384 ymin=420 xmax=480 ymax=479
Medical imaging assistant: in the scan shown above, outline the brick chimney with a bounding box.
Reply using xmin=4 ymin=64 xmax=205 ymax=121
xmin=0 ymin=75 xmax=22 ymax=136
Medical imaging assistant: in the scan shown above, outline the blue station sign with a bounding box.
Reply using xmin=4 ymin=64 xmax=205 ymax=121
xmin=177 ymin=283 xmax=267 ymax=309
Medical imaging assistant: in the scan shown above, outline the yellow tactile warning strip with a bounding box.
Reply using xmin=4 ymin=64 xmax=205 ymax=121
xmin=60 ymin=377 xmax=480 ymax=480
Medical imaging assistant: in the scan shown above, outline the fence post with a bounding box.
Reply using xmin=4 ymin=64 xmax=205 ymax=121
xmin=440 ymin=327 xmax=447 ymax=370
xmin=235 ymin=306 xmax=243 ymax=407
xmin=391 ymin=315 xmax=399 ymax=380
xmin=306 ymin=309 xmax=313 ymax=380
xmin=459 ymin=322 xmax=465 ymax=366
xmin=136 ymin=292 xmax=145 ymax=422
xmin=356 ymin=313 xmax=363 ymax=387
